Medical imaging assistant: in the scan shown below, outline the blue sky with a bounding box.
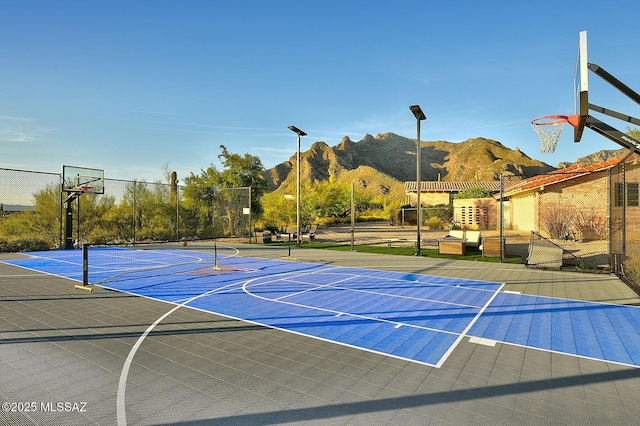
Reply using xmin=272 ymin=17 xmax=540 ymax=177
xmin=2 ymin=0 xmax=639 ymax=182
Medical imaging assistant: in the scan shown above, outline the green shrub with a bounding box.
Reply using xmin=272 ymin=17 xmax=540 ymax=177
xmin=454 ymin=187 xmax=495 ymax=199
xmin=0 ymin=238 xmax=51 ymax=253
xmin=425 ymin=217 xmax=444 ymax=230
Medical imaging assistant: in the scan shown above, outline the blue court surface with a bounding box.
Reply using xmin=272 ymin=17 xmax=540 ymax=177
xmin=5 ymin=248 xmax=640 ymax=368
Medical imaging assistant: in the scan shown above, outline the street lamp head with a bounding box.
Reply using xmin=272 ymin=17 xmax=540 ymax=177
xmin=409 ymin=105 xmax=427 ymax=121
xmin=288 ymin=125 xmax=307 ymax=137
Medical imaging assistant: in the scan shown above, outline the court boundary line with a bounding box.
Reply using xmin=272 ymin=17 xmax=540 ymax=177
xmin=435 ymin=282 xmax=505 ymax=368
xmin=0 ymin=273 xmax=61 ymax=278
xmin=478 ymin=335 xmax=640 ymax=370
xmin=115 ymin=277 xmax=247 ymax=426
xmin=0 ymin=262 xmax=83 ymax=282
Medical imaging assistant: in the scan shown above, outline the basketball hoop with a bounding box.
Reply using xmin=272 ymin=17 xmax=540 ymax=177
xmin=80 ymin=185 xmax=95 ymax=194
xmin=531 ymin=115 xmax=568 ymax=153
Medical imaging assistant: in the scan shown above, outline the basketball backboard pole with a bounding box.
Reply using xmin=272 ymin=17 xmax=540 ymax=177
xmin=578 ymin=62 xmax=640 ymax=153
xmin=588 ymin=63 xmax=640 ymax=105
xmin=588 ymin=104 xmax=640 ymax=127
xmin=61 ymin=165 xmax=104 ymax=249
xmin=583 ymin=115 xmax=640 ymax=153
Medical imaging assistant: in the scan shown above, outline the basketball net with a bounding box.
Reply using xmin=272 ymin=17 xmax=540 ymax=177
xmin=531 ymin=115 xmax=568 ymax=153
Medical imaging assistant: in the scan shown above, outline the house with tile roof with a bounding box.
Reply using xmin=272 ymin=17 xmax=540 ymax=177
xmin=501 ymin=154 xmax=640 ymax=240
xmin=404 ymin=154 xmax=640 ymax=235
xmin=404 ymin=181 xmax=504 ymax=230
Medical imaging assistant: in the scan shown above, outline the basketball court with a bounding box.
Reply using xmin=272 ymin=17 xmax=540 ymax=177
xmin=5 ymin=247 xmax=640 ymax=371
xmin=2 ymin=243 xmax=640 ymax=425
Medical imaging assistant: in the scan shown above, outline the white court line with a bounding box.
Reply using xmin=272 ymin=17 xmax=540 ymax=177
xmin=0 ymin=262 xmax=83 ymax=282
xmin=315 ymin=280 xmax=486 ymax=309
xmin=13 ymin=254 xmax=84 ymax=268
xmin=115 ymin=247 xmax=245 ymax=425
xmin=0 ymin=273 xmax=59 ymax=278
xmin=274 ymin=274 xmax=359 ymax=301
xmin=318 ymin=263 xmax=511 ymax=285
xmin=242 ymin=273 xmax=462 ymax=336
xmin=116 ymin=278 xmax=243 ymax=426
xmin=475 ymin=334 xmax=640 ymax=370
xmin=254 ymin=270 xmax=489 ymax=309
xmin=434 ymin=282 xmax=505 ymax=368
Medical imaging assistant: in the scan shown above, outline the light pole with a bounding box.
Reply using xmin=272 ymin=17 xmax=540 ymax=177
xmin=288 ymin=125 xmax=307 ymax=247
xmin=284 ymin=194 xmax=295 ymax=257
xmin=409 ymin=105 xmax=427 ymax=256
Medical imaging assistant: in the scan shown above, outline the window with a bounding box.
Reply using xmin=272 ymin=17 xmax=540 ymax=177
xmin=628 ymin=182 xmax=639 ymax=207
xmin=614 ymin=182 xmax=639 ymax=207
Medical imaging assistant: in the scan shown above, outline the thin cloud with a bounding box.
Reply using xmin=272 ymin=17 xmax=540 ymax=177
xmin=250 ymin=146 xmax=293 ymax=153
xmin=167 ymin=121 xmax=283 ymax=133
xmin=0 ymin=115 xmax=31 ymax=122
xmin=132 ymin=110 xmax=188 ymax=116
xmin=0 ymin=115 xmax=55 ymax=142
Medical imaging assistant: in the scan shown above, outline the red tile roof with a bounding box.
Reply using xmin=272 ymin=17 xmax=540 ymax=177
xmin=404 ymin=181 xmax=502 ymax=193
xmin=404 ymin=155 xmax=636 ymax=197
xmin=503 ymin=156 xmax=626 ymax=197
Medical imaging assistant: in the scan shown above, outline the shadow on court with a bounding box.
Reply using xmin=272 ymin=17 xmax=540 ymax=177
xmin=156 ymin=368 xmax=640 ymax=426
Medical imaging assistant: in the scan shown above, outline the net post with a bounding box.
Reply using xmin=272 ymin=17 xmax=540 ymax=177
xmin=75 ymin=243 xmax=92 ymax=292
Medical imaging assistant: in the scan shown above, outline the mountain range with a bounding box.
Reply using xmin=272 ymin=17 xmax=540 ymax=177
xmin=265 ymin=132 xmax=625 ymax=198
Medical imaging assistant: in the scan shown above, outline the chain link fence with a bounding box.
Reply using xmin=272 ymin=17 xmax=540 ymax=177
xmin=521 ymin=157 xmax=639 ymax=296
xmin=610 ymin=159 xmax=640 ymax=294
xmin=0 ymin=168 xmax=252 ymax=250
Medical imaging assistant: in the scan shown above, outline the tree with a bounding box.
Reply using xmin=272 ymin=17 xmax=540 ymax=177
xmin=182 ymin=145 xmax=268 ymax=237
xmin=217 ymin=145 xmax=268 ymax=217
xmin=30 ymin=184 xmax=63 ymax=244
xmin=454 ymin=186 xmax=495 ymax=199
xmin=259 ymin=177 xmax=375 ymax=229
xmin=127 ymin=181 xmax=174 ymax=241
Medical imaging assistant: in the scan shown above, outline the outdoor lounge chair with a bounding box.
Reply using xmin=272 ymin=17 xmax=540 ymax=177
xmin=464 ymin=231 xmax=481 ymax=249
xmin=301 ymin=224 xmax=318 ymax=243
xmin=448 ymin=230 xmax=465 ymax=239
